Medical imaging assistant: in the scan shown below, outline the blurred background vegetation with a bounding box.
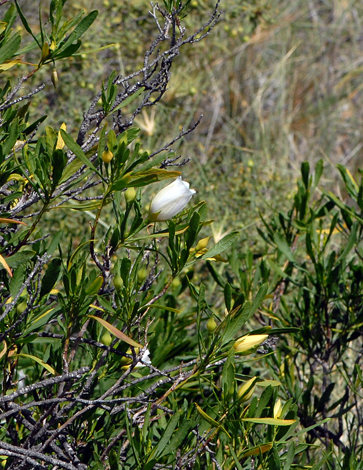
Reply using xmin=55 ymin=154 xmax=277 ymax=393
xmin=15 ymin=0 xmax=363 ymax=245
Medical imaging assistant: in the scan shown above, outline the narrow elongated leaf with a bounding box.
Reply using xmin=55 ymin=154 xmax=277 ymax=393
xmin=40 ymin=258 xmax=62 ymax=298
xmin=88 ymin=315 xmax=142 ymax=348
xmin=195 ymin=404 xmax=230 ymax=437
xmin=0 ymin=218 xmax=26 ymax=225
xmin=0 ymin=34 xmax=21 ymax=64
xmin=160 ymin=418 xmax=196 ymax=458
xmin=222 ymin=283 xmax=268 ymax=345
xmin=336 ymin=222 xmax=357 ymax=263
xmin=200 ymin=231 xmax=239 ymax=260
xmin=17 ymin=353 xmax=57 ymax=375
xmin=273 ymin=233 xmax=295 ymax=262
xmin=240 ymin=443 xmax=273 ymax=458
xmin=229 ymin=446 xmax=243 ymax=470
xmin=0 ymin=253 xmax=12 ymax=277
xmin=24 ymin=306 xmax=58 ymax=335
xmin=111 ymin=87 xmax=145 ymax=114
xmin=152 ymin=410 xmax=181 ymax=459
xmin=60 ymin=130 xmax=100 ymax=174
xmin=53 ymin=10 xmax=98 ymax=57
xmin=112 ymin=169 xmax=181 ymax=191
xmin=0 ymin=341 xmax=7 ymax=360
xmin=6 ymin=251 xmax=35 ymax=269
xmin=242 ymin=418 xmax=296 ymax=426
xmin=139 ymin=304 xmax=181 ymax=314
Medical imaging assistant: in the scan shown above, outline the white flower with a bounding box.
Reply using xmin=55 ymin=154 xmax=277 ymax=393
xmin=149 ymin=177 xmax=196 ymax=221
xmin=135 ymin=348 xmax=152 ymax=368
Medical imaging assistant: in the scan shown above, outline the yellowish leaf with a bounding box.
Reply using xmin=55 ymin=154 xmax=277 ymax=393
xmin=195 ymin=403 xmax=231 ymax=438
xmin=0 ymin=59 xmax=22 ymax=71
xmin=0 ymin=254 xmax=12 ymax=277
xmin=17 ymin=353 xmax=58 ymax=375
xmin=0 ymin=341 xmax=7 ymax=361
xmin=88 ymin=315 xmax=142 ymax=348
xmin=0 ymin=218 xmax=26 ymax=226
xmin=56 ymin=123 xmax=67 ymax=150
xmin=240 ymin=443 xmax=273 ymax=458
xmin=242 ymin=417 xmax=296 ymax=426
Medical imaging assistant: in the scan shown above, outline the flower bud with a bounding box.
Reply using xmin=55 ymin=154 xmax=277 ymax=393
xmin=102 ymin=149 xmax=113 ymax=163
xmin=238 ymin=377 xmax=256 ymax=402
xmin=234 ymin=334 xmax=268 ymax=355
xmin=124 ymin=187 xmax=136 ymax=204
xmin=195 ymin=236 xmax=211 ymax=252
xmin=273 ymin=399 xmax=283 ymax=419
xmin=149 ymin=176 xmax=196 ymax=222
xmin=206 ymin=317 xmax=217 ymax=334
xmin=51 ymin=69 xmax=59 ymax=89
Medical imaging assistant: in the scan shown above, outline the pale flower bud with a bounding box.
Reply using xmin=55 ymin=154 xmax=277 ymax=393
xmin=273 ymin=399 xmax=283 ymax=419
xmin=195 ymin=236 xmax=211 ymax=251
xmin=238 ymin=377 xmax=256 ymax=402
xmin=125 ymin=187 xmax=136 ymax=203
xmin=149 ymin=176 xmax=196 ymax=221
xmin=233 ymin=334 xmax=268 ymax=355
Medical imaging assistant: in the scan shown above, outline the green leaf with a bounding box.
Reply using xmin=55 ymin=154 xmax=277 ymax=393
xmin=323 ymin=190 xmax=363 ymax=224
xmin=24 ymin=305 xmax=59 ymax=335
xmin=47 ymin=230 xmax=62 ymax=256
xmin=160 ymin=418 xmax=196 ymax=458
xmin=273 ymin=233 xmax=295 ymax=262
xmin=85 ymin=276 xmax=103 ymax=295
xmin=229 ymin=446 xmax=243 ymax=470
xmin=53 ymin=10 xmax=98 ymax=58
xmin=266 ymin=258 xmax=291 ymax=279
xmin=60 ymin=129 xmax=100 ymax=175
xmin=6 ymin=250 xmax=35 ymax=269
xmin=14 ymin=0 xmax=41 ymax=49
xmin=0 ymin=32 xmax=21 ymax=64
xmin=9 ymin=265 xmax=25 ymax=298
xmin=313 ymin=159 xmax=323 ymax=190
xmin=222 ymin=283 xmax=268 ymax=345
xmin=111 ymin=169 xmax=181 ymax=191
xmin=111 ymin=87 xmax=145 ymax=114
xmin=59 ymin=158 xmax=84 ymax=183
xmin=240 ymin=443 xmax=273 ymax=458
xmin=284 ymin=442 xmax=295 ymax=470
xmin=301 ymin=161 xmax=310 ymax=189
xmin=195 ymin=404 xmax=230 ymax=437
xmin=200 ymin=231 xmax=239 ymax=260
xmin=141 ymin=304 xmax=181 ymax=314
xmin=40 ymin=258 xmax=62 ymax=298
xmin=152 ymin=410 xmax=181 ymax=459
xmin=336 ymin=222 xmax=358 ymax=263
